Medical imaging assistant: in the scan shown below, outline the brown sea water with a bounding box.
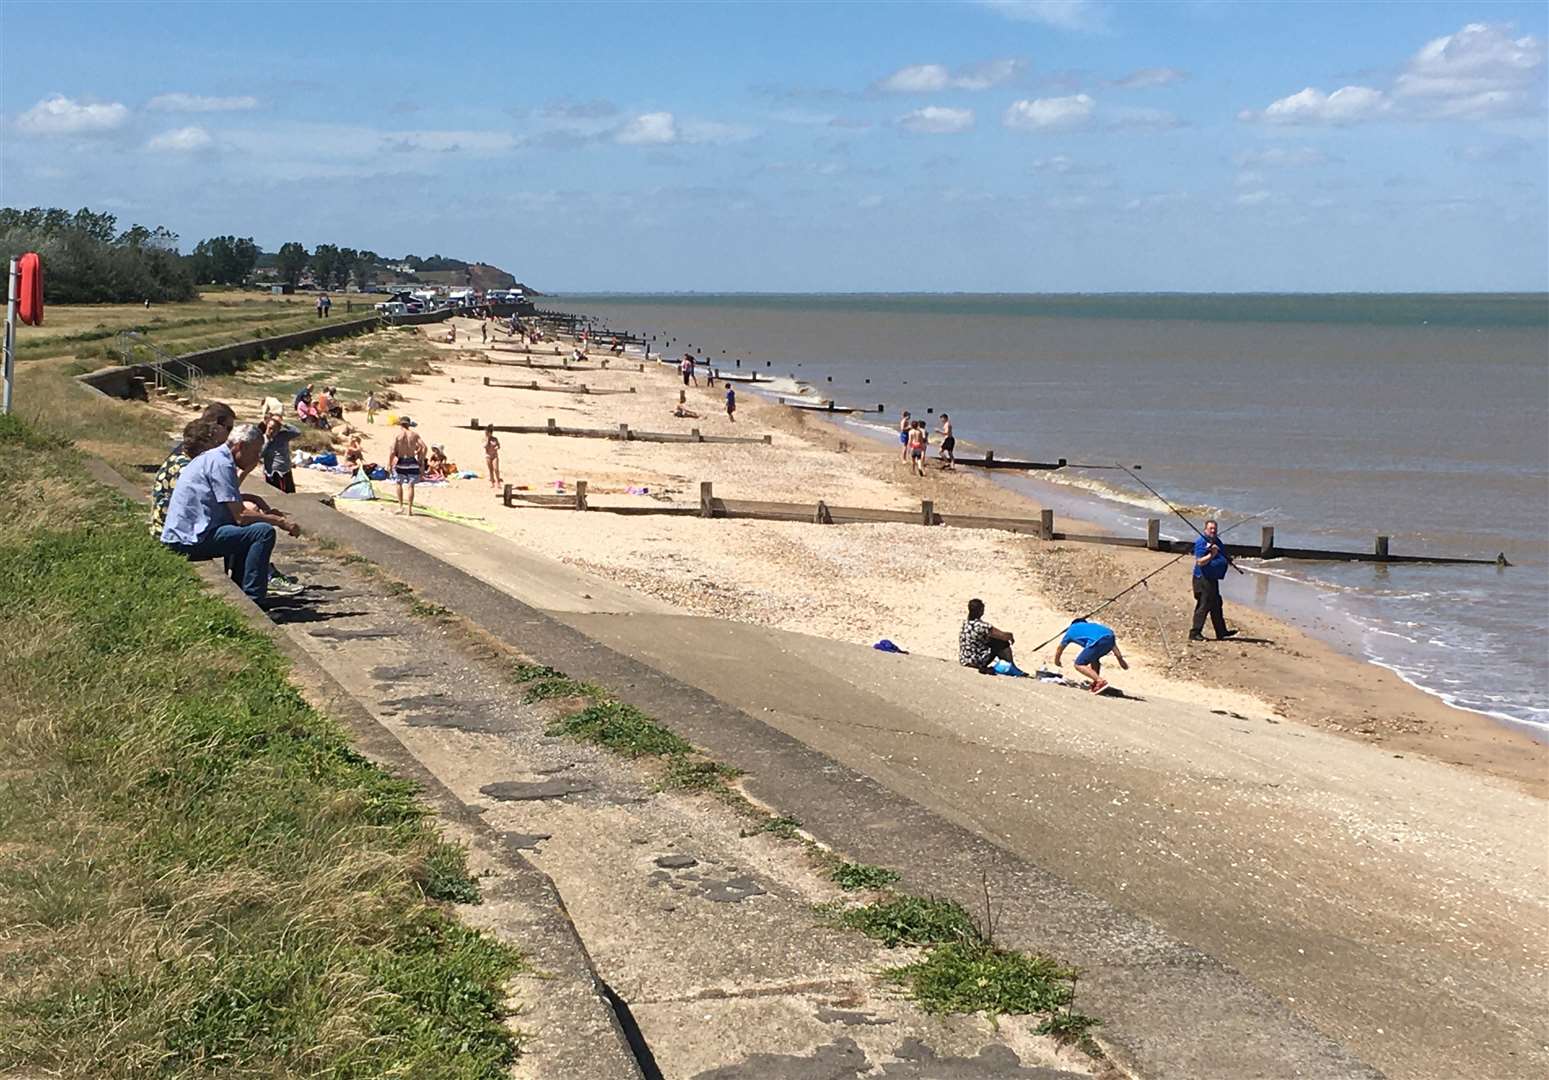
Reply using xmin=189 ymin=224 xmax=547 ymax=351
xmin=548 ymin=294 xmax=1549 ymax=732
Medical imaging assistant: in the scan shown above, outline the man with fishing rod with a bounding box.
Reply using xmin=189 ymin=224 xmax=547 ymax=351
xmin=1190 ymin=519 xmax=1238 ymax=642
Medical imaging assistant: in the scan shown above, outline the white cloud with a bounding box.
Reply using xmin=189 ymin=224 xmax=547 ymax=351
xmin=16 ymin=94 xmax=129 ymax=134
xmin=899 ymin=106 xmax=975 ymax=134
xmin=1396 ymin=23 xmax=1544 ymax=101
xmin=1239 ymin=86 xmax=1390 ymax=125
xmin=1234 ymin=145 xmax=1330 ymax=168
xmin=876 ymin=58 xmax=1024 ymax=93
xmin=147 ymin=93 xmax=258 ymax=112
xmin=1235 ymin=189 xmax=1274 ymax=207
xmin=1004 ymin=94 xmax=1096 ymax=131
xmin=1045 ymin=193 xmax=1094 ymax=211
xmin=1234 ymin=170 xmax=1266 ymax=188
xmin=381 ymin=130 xmax=518 ymax=153
xmin=1124 ymin=191 xmax=1189 ymax=211
xmin=616 ymin=112 xmax=679 ymax=145
xmin=1112 ymin=67 xmax=1188 ymax=89
xmin=613 ymin=112 xmax=755 ymax=146
xmin=147 ymin=126 xmax=213 ymax=152
xmin=1032 ymin=153 xmax=1078 ymax=174
xmin=977 ymin=1 xmax=1106 ymax=32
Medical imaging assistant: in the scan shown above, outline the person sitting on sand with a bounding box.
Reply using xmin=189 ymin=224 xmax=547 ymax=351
xmin=959 ymin=598 xmax=1016 ymax=673
xmin=388 ymin=415 xmax=427 ymax=516
xmin=345 ymin=434 xmax=365 ymax=469
xmin=426 ymin=445 xmax=450 ymax=480
xmin=1052 ymin=619 xmax=1129 ymax=694
xmin=315 ymin=386 xmax=333 ymax=419
xmin=938 ymin=414 xmax=955 ymax=470
xmin=485 ymin=426 xmax=502 ymax=489
xmin=445 ymin=326 xmax=457 ymax=344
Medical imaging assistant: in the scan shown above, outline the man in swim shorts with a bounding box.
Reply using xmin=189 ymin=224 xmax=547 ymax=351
xmin=938 ymin=413 xmax=955 ymax=470
xmin=1052 ymin=619 xmax=1128 ymax=693
xmin=388 ymin=414 xmax=427 ymax=516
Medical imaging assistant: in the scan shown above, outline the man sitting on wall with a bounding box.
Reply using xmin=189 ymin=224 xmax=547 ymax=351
xmin=159 ymin=423 xmax=302 ymax=603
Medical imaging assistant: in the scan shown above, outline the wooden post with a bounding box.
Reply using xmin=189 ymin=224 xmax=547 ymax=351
xmin=482 ymin=376 xmax=489 ymax=386
xmin=1040 ymin=509 xmax=1055 ymax=540
xmin=815 ymin=500 xmax=833 ymax=524
xmin=1261 ymin=526 xmax=1275 ymax=557
xmin=618 ymin=423 xmax=630 ymax=440
xmin=579 ymin=384 xmax=587 ymax=394
xmin=985 ymin=449 xmax=995 ymax=464
xmin=762 ymin=434 xmax=772 ymax=444
xmin=921 ymin=500 xmax=935 ymax=526
xmin=700 ymin=481 xmax=714 ymax=518
xmin=691 ymin=428 xmax=702 ymax=442
xmin=546 ymin=417 xmax=557 ymax=435
xmin=1375 ymin=535 xmax=1390 ymax=560
xmin=574 ymin=480 xmax=588 ymax=511
xmin=1146 ymin=518 xmax=1161 ymax=551
xmin=470 ymin=418 xmax=479 ymax=429
xmin=502 ymin=483 xmax=512 ymax=508
xmin=630 ymin=386 xmax=637 ymax=393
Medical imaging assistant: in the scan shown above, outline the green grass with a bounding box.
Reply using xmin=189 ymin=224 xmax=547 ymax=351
xmin=742 ymin=814 xmax=803 ymax=839
xmin=882 ymin=941 xmax=1081 ymax=1019
xmin=830 ymin=861 xmax=901 ymax=891
xmin=0 ymin=414 xmax=524 ymax=1078
xmin=659 ymin=756 xmax=744 ymax=793
xmin=512 ymin=662 xmax=603 ymax=704
xmin=546 ymin=700 xmax=694 ymax=758
xmin=835 ymin=895 xmax=979 ymax=948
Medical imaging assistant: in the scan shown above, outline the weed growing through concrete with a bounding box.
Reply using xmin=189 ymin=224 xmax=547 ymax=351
xmin=836 ymin=895 xmax=979 ymax=947
xmin=742 ymin=814 xmax=804 ymax=839
xmin=411 ymin=599 xmax=454 ymax=619
xmin=512 ymin=662 xmax=603 ymax=704
xmin=547 ymin=700 xmax=694 ymax=758
xmin=830 ymin=861 xmax=901 ymax=891
xmin=883 ymin=941 xmax=1076 ymax=1016
xmin=660 ymin=756 xmax=744 ymax=793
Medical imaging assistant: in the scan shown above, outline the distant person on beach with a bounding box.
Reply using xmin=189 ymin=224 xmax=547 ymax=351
xmin=159 ymin=424 xmax=302 ymax=604
xmin=1189 ymin=519 xmax=1237 ymax=642
xmin=959 ymin=598 xmax=1016 ymax=672
xmin=938 ymin=414 xmax=955 ymax=470
xmin=294 ymin=384 xmax=313 ymax=411
xmin=681 ymin=355 xmax=698 ymax=386
xmin=388 ymin=415 xmax=427 ymax=516
xmin=908 ymin=420 xmax=927 ymax=477
xmin=725 ymin=385 xmax=736 ymax=422
xmin=345 ymin=434 xmax=364 ymax=468
xmin=365 ymin=390 xmax=378 ymax=424
xmin=1053 ymin=619 xmax=1128 ymax=694
xmin=484 ymin=426 xmax=502 ymax=489
xmin=898 ymin=410 xmax=912 ymax=462
xmin=481 ymin=322 xmax=488 ymax=344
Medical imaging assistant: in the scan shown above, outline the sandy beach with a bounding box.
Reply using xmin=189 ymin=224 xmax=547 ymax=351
xmin=289 ymin=317 xmax=1546 ymax=796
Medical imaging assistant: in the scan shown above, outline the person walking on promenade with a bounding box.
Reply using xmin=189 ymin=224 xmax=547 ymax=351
xmin=159 ymin=424 xmax=301 ymax=604
xmin=1189 ymin=518 xmax=1238 ymax=641
xmin=938 ymin=413 xmax=955 ymax=470
xmin=898 ymin=410 xmax=912 ymax=462
xmin=1052 ymin=618 xmax=1128 ymax=693
xmin=484 ymin=425 xmax=502 ymax=489
xmin=389 ymin=415 xmax=428 ymax=516
xmin=725 ymin=385 xmax=736 ymax=422
xmin=958 ymin=598 xmax=1016 ymax=672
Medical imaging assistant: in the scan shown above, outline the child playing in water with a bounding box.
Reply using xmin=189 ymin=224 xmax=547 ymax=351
xmin=485 ymin=425 xmax=502 ymax=489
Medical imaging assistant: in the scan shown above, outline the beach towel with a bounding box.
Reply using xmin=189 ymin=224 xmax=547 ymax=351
xmin=872 ymin=639 xmax=908 ymax=654
xmin=336 ymin=468 xmax=376 ymax=501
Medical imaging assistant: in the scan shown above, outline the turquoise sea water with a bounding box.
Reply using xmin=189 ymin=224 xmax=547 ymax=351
xmin=547 ymin=293 xmax=1549 ymax=733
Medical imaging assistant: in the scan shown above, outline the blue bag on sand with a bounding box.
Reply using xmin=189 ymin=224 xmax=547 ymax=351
xmin=991 ymin=658 xmax=1029 ymax=677
xmin=368 ymin=466 xmax=389 ymax=480
xmin=314 ymin=451 xmax=338 ymax=466
xmin=872 ymin=639 xmax=908 ymax=654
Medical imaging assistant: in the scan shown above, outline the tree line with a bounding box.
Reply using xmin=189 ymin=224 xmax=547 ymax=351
xmin=0 ymin=205 xmax=468 ymax=304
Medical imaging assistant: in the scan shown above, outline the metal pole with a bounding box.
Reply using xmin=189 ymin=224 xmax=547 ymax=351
xmin=3 ymin=257 xmax=18 ymax=415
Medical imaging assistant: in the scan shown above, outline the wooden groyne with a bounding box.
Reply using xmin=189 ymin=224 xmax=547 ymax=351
xmin=480 ymin=376 xmax=636 ymax=396
xmin=492 ymin=482 xmax=1508 ymax=566
xmin=777 ymin=398 xmax=887 ymax=415
xmin=468 ymin=418 xmax=772 ymax=447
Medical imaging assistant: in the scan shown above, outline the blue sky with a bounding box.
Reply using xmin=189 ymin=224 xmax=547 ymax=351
xmin=3 ymin=0 xmax=1546 ymax=292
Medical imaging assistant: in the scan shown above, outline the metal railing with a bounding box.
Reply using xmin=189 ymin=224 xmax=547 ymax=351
xmin=117 ymin=330 xmax=204 ymax=401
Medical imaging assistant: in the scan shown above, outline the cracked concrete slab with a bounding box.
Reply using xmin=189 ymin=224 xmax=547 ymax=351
xmin=482 ymin=778 xmax=594 ymax=802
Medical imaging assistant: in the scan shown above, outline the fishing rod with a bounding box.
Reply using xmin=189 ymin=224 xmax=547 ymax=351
xmin=1028 ymin=512 xmax=1265 ymax=653
xmin=1117 ymin=463 xmax=1243 ymax=576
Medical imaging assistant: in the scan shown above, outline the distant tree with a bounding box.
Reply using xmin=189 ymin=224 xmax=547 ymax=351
xmin=118 ymin=224 xmax=153 ymax=248
xmin=352 ymin=249 xmax=378 ymax=288
xmin=275 ymin=241 xmax=309 ymax=287
xmin=71 ymin=207 xmax=118 ymax=244
xmin=187 ymin=235 xmax=258 ymax=285
xmin=0 ymin=204 xmax=195 ymax=302
xmin=310 ymin=243 xmax=340 ymax=290
xmin=334 ymin=246 xmax=358 ymax=290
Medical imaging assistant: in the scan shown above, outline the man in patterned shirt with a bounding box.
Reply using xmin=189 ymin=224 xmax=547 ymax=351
xmin=958 ymin=597 xmax=1016 ymax=672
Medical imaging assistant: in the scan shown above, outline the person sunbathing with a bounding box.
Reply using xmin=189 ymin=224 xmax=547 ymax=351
xmin=673 ymin=404 xmax=701 ymax=419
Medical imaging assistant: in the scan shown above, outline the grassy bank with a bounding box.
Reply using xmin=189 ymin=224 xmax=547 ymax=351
xmin=0 ymin=415 xmax=524 ymax=1077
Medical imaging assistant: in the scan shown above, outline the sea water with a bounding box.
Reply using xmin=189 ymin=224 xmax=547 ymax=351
xmin=546 ymin=294 xmax=1549 ymax=734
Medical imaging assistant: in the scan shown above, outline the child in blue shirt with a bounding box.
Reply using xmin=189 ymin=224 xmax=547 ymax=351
xmin=1053 ymin=619 xmax=1129 ymax=694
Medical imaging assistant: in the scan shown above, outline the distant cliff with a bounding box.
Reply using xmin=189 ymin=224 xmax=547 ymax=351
xmin=412 ymin=262 xmax=540 ymax=294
